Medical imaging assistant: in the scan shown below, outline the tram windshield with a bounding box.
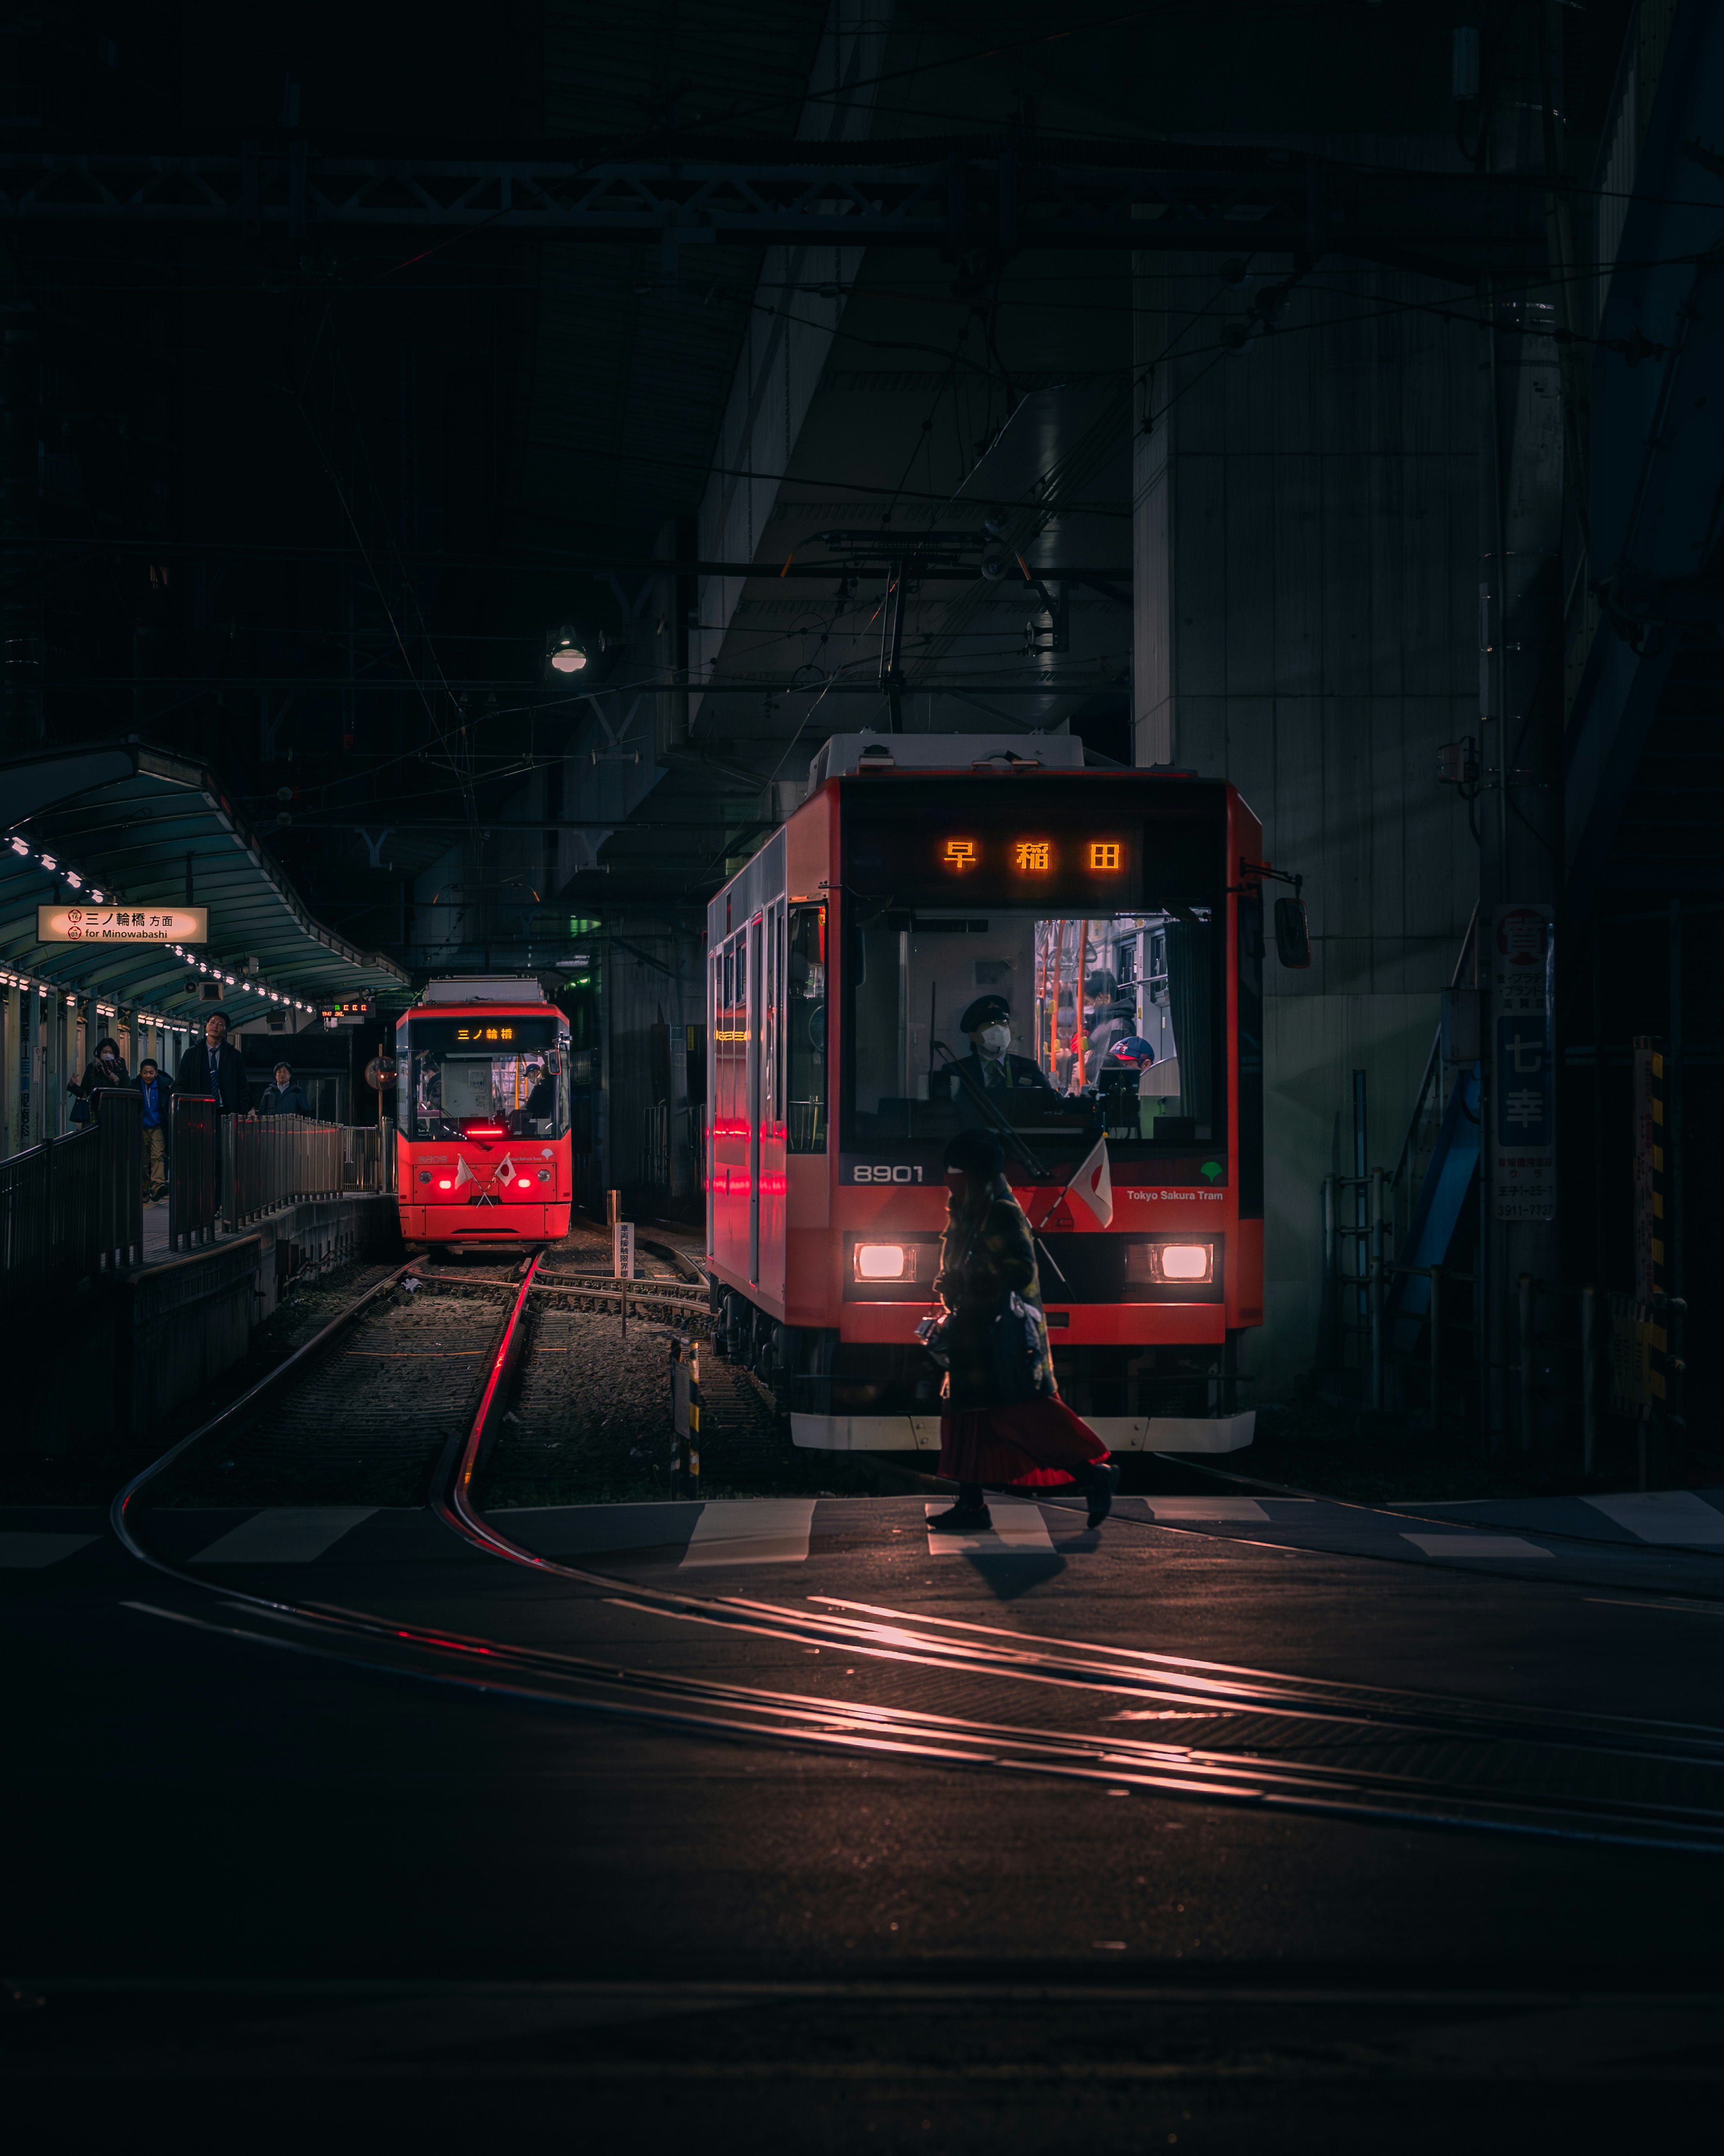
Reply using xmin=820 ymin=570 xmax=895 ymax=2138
xmin=404 ymin=1016 xmax=570 ymax=1140
xmin=844 ymin=907 xmax=1219 ymax=1161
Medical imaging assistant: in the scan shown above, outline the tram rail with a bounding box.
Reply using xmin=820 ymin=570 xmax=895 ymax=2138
xmin=106 ymin=1246 xmax=1724 ymax=1857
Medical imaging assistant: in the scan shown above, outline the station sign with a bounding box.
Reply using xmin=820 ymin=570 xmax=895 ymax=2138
xmin=38 ymin=904 xmax=207 ymax=944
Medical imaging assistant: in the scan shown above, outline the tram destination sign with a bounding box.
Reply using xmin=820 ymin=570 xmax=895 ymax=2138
xmin=38 ymin=904 xmax=207 ymax=944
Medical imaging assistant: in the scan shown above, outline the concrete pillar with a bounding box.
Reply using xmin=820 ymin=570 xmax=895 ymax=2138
xmin=44 ymin=988 xmax=65 ymax=1134
xmin=0 ymin=315 xmax=42 ymax=752
xmin=0 ymin=983 xmax=13 ymax=1158
xmin=1131 ymin=252 xmax=1174 ymax=769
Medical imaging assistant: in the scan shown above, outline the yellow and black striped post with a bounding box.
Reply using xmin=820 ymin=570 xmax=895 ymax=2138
xmin=688 ymin=1338 xmax=701 ymax=1495
xmin=670 ymin=1333 xmax=702 ymax=1498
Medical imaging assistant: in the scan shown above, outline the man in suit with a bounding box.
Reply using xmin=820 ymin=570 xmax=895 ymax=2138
xmin=945 ymin=993 xmax=1058 ymax=1125
xmin=176 ymin=1009 xmax=253 ymax=1115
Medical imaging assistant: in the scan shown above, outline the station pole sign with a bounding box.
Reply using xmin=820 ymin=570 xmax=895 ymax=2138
xmin=1487 ymin=902 xmax=1555 ymax=1222
xmin=37 ymin=904 xmax=207 ymax=944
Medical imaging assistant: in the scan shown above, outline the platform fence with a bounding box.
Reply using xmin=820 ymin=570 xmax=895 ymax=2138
xmin=0 ymin=1126 xmax=97 ymax=1301
xmin=222 ymin=1113 xmax=346 ymax=1228
xmin=0 ymin=1089 xmax=145 ymax=1301
xmin=168 ymin=1093 xmax=220 ymax=1251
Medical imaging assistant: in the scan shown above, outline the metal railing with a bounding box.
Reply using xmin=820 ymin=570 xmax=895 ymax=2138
xmin=169 ymin=1093 xmax=220 ymax=1251
xmin=0 ymin=1126 xmax=99 ymax=1301
xmin=343 ymin=1124 xmax=393 ymax=1195
xmin=0 ymin=1090 xmax=145 ymax=1300
xmin=223 ymin=1114 xmax=345 ymax=1228
xmin=91 ymin=1089 xmax=143 ymax=1270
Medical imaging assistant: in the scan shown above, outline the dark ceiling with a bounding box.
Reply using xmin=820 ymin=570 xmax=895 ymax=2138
xmin=0 ymin=0 xmax=1639 ymax=968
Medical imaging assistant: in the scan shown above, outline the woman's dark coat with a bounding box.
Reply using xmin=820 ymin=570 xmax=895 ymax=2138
xmin=933 ymin=1174 xmax=1057 ymax=1412
xmin=73 ymin=1054 xmax=129 ymax=1101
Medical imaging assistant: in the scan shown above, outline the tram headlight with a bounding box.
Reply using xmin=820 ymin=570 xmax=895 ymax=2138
xmin=855 ymin=1242 xmax=915 ymax=1282
xmin=1126 ymin=1239 xmax=1215 ymax=1286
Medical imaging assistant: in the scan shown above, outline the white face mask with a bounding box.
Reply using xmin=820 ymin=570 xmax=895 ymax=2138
xmin=977 ymin=1024 xmax=1010 ymax=1056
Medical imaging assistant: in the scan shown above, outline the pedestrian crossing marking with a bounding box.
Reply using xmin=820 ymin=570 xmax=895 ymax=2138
xmin=679 ymin=1498 xmax=816 ymax=1568
xmin=1145 ymin=1497 xmax=1272 ymax=1521
xmin=0 ymin=1531 xmax=99 ymax=1569
xmin=1400 ymin=1533 xmax=1552 ymax=1560
xmin=925 ymin=1499 xmax=1055 ymax=1556
xmin=1583 ymin=1491 xmax=1724 ymax=1546
xmin=191 ymin=1507 xmax=378 ymax=1564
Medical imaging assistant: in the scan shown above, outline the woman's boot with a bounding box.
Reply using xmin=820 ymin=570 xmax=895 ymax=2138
xmin=928 ymin=1481 xmax=991 ymax=1531
xmin=1081 ymin=1460 xmax=1121 ymax=1527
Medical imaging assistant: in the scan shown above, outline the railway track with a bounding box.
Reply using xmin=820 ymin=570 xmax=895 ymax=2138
xmin=110 ymin=1252 xmax=1724 ymax=1856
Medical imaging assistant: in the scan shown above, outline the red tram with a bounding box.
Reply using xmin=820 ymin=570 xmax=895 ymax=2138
xmin=706 ymin=737 xmax=1268 ymax=1455
xmin=393 ymin=978 xmax=572 ymax=1245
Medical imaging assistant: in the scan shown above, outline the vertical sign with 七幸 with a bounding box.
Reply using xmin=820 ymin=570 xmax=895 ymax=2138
xmin=1489 ymin=903 xmax=1555 ymax=1221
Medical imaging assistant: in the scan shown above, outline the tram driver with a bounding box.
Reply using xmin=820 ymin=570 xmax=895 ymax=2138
xmin=945 ymin=994 xmax=1058 ymax=1124
xmin=512 ymin=1058 xmax=556 ymax=1135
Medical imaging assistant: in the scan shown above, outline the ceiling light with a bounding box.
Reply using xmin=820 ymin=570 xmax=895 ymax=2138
xmin=547 ymin=627 xmax=589 ymax=676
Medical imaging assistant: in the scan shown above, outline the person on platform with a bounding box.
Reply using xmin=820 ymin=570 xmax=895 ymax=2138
xmin=176 ymin=1009 xmax=252 ymax=1115
xmin=258 ymin=1063 xmax=311 ymax=1116
xmin=70 ymin=1034 xmax=129 ymax=1122
xmin=925 ymin=1126 xmax=1119 ymax=1534
xmin=944 ymin=994 xmax=1058 ymax=1124
xmin=134 ymin=1057 xmax=172 ymax=1202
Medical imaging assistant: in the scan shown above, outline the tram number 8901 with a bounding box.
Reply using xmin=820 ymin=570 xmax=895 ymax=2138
xmin=851 ymin=1164 xmax=926 ymax=1183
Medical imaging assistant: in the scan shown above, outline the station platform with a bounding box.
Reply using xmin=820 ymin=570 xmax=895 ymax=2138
xmin=19 ymin=1190 xmax=400 ymax=1458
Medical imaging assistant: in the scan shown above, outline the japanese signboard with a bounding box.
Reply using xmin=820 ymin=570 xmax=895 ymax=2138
xmin=38 ymin=904 xmax=207 ymax=944
xmin=1488 ymin=902 xmax=1554 ymax=1222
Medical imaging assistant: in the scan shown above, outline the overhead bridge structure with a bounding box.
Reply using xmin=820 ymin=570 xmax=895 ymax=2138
xmin=0 ymin=141 xmax=1548 ymax=280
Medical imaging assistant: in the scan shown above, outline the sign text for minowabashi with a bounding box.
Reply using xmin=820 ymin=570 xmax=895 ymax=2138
xmin=37 ymin=904 xmax=208 ymax=944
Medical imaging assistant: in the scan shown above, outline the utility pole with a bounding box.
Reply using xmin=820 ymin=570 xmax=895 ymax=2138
xmin=1477 ymin=9 xmax=1566 ymax=1452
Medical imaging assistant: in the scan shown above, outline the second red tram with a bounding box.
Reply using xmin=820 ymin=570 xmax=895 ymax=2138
xmin=706 ymin=738 xmax=1267 ymax=1455
xmin=393 ymin=978 xmax=573 ymax=1244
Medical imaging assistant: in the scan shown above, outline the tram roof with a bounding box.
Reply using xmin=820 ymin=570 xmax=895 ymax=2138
xmin=0 ymin=741 xmax=410 ymax=1030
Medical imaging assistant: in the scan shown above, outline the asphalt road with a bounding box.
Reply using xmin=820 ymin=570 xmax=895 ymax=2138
xmin=5 ymin=1490 xmax=1724 ymax=2151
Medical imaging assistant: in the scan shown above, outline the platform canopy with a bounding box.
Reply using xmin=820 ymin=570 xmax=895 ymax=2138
xmin=0 ymin=741 xmax=410 ymax=1027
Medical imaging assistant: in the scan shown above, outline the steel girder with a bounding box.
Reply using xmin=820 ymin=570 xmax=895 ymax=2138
xmin=0 ymin=142 xmax=1547 ymax=278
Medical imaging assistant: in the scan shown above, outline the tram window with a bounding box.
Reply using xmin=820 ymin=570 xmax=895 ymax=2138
xmin=405 ymin=1016 xmax=565 ymax=1140
xmin=787 ymin=905 xmax=827 ymax=1152
xmin=844 ymin=908 xmax=1218 ymax=1157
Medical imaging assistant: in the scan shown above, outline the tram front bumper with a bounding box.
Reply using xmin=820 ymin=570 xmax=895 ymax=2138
xmin=402 ymin=1204 xmax=569 ymax=1239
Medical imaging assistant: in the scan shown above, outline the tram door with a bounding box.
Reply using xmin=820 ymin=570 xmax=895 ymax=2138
xmin=747 ymin=915 xmax=762 ymax=1283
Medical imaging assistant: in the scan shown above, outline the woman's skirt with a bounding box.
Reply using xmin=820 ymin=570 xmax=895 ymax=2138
xmin=938 ymin=1395 xmax=1110 ymax=1487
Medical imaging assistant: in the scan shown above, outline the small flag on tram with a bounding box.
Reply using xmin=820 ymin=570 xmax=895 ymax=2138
xmin=454 ymin=1156 xmax=476 ymax=1186
xmin=1045 ymin=1134 xmax=1113 ymax=1227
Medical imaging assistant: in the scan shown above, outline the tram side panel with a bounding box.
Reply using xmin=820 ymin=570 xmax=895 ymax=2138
xmin=783 ymin=785 xmax=837 ymax=1329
